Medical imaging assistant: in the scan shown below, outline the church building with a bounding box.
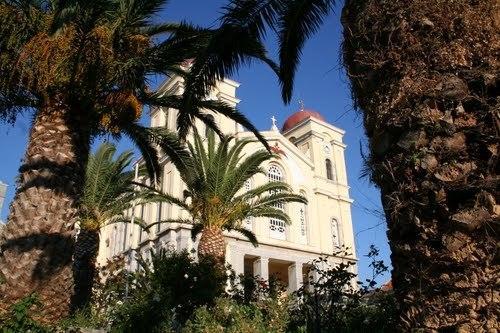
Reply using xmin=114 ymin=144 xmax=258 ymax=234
xmin=98 ymin=75 xmax=357 ymax=292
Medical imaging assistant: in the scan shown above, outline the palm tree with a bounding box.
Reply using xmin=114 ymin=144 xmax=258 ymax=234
xmin=73 ymin=142 xmax=156 ymax=311
xmin=144 ymin=132 xmax=307 ymax=266
xmin=340 ymin=1 xmax=499 ymax=331
xmin=0 ymin=0 xmax=275 ymax=322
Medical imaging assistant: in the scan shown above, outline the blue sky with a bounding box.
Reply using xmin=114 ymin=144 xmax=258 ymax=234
xmin=0 ymin=1 xmax=391 ymax=285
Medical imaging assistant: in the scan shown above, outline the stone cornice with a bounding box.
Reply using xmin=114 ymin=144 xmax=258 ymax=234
xmin=313 ymin=187 xmax=354 ymax=203
xmin=227 ymin=236 xmax=358 ymax=262
xmin=216 ymin=91 xmax=241 ymax=104
xmin=237 ymin=131 xmax=315 ymax=169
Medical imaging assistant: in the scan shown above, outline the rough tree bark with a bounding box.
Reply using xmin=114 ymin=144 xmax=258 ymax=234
xmin=197 ymin=225 xmax=226 ymax=267
xmin=342 ymin=1 xmax=499 ymax=331
xmin=0 ymin=100 xmax=89 ymax=323
xmin=72 ymin=228 xmax=100 ymax=312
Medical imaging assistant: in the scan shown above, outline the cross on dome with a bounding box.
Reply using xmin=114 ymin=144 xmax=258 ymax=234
xmin=298 ymin=99 xmax=305 ymax=111
xmin=270 ymin=115 xmax=279 ymax=131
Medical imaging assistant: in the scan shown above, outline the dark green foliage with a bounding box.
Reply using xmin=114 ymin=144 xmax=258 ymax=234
xmin=80 ymin=142 xmax=160 ymax=231
xmin=219 ymin=0 xmax=336 ymax=103
xmin=74 ymin=142 xmax=166 ymax=310
xmin=0 ymin=294 xmax=49 ymax=333
xmin=79 ymin=245 xmax=396 ymax=332
xmin=183 ymin=297 xmax=290 ymax=333
xmin=0 ymin=0 xmax=283 ymax=184
xmin=110 ymin=249 xmax=226 ymax=332
xmin=229 ymin=272 xmax=286 ymax=305
xmin=288 ymin=246 xmax=395 ymax=333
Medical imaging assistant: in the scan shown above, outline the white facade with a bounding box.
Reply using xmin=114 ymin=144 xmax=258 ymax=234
xmin=98 ymin=76 xmax=357 ymax=292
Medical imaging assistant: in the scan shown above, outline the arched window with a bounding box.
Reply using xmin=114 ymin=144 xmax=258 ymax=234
xmin=205 ymin=114 xmax=215 ymax=137
xmin=244 ymin=178 xmax=252 ymax=191
xmin=243 ymin=179 xmax=253 ymax=230
xmin=331 ymin=218 xmax=341 ymax=247
xmin=268 ymin=165 xmax=286 ymax=240
xmin=268 ymin=164 xmax=283 ymax=182
xmin=325 ymin=159 xmax=334 ymax=181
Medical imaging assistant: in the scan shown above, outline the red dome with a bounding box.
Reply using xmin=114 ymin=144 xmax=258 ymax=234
xmin=282 ymin=108 xmax=325 ymax=132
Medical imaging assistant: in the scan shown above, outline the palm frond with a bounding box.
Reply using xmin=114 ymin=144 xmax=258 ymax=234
xmin=228 ymin=227 xmax=259 ymax=247
xmin=246 ymin=206 xmax=292 ymax=224
xmin=190 ymin=223 xmax=204 ymax=241
xmin=235 ymin=181 xmax=292 ymax=201
xmin=253 ymin=192 xmax=307 ymax=208
xmin=143 ymin=218 xmax=192 ymax=231
xmin=104 ymin=215 xmax=148 ymax=230
xmin=133 ymin=184 xmax=191 ymax=211
xmin=110 ymin=0 xmax=167 ymax=30
xmin=120 ymin=121 xmax=161 ymax=183
xmin=196 ymin=99 xmax=270 ymax=150
xmin=182 ymin=24 xmax=279 ymax=100
xmin=146 ymin=126 xmax=193 ymax=180
xmin=220 ymin=0 xmax=283 ymax=38
xmin=277 ymin=0 xmax=334 ymax=103
xmin=139 ymin=131 xmax=305 ymax=247
xmin=80 ymin=142 xmax=155 ymax=232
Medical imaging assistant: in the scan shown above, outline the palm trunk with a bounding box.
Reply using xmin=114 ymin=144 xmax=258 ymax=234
xmin=342 ymin=1 xmax=499 ymax=331
xmin=197 ymin=226 xmax=226 ymax=267
xmin=0 ymin=100 xmax=90 ymax=323
xmin=72 ymin=228 xmax=100 ymax=312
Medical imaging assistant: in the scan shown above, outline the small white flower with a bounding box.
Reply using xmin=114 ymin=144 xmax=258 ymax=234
xmin=193 ymin=277 xmax=197 ymax=282
xmin=184 ymin=273 xmax=189 ymax=279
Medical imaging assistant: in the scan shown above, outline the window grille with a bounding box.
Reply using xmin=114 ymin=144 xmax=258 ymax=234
xmin=267 ymin=165 xmax=286 ymax=240
xmin=298 ymin=202 xmax=308 ymax=244
xmin=325 ymin=159 xmax=335 ymax=181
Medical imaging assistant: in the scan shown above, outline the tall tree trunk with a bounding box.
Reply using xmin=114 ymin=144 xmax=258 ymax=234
xmin=197 ymin=226 xmax=226 ymax=267
xmin=72 ymin=228 xmax=99 ymax=312
xmin=342 ymin=1 xmax=499 ymax=331
xmin=0 ymin=100 xmax=89 ymax=324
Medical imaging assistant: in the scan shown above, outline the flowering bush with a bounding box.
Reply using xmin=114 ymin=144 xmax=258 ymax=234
xmin=109 ymin=249 xmax=226 ymax=332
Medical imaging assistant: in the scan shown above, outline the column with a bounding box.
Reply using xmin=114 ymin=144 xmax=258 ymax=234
xmin=230 ymin=249 xmax=245 ymax=277
xmin=253 ymin=257 xmax=269 ymax=281
xmin=288 ymin=262 xmax=304 ymax=292
xmin=167 ymin=229 xmax=177 ymax=252
xmin=177 ymin=228 xmax=190 ymax=251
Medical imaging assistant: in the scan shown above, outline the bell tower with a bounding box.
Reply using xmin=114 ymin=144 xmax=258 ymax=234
xmin=281 ymin=105 xmax=348 ymax=185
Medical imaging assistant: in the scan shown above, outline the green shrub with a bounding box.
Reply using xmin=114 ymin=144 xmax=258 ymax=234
xmin=183 ymin=297 xmax=290 ymax=333
xmin=85 ymin=246 xmax=395 ymax=332
xmin=0 ymin=294 xmax=49 ymax=333
xmin=288 ymin=246 xmax=396 ymax=333
xmin=109 ymin=249 xmax=226 ymax=332
xmin=57 ymin=307 xmax=108 ymax=331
